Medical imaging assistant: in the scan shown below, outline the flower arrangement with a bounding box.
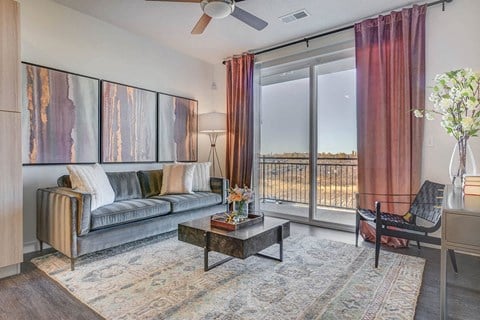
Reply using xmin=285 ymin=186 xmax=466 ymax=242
xmin=227 ymin=185 xmax=252 ymax=219
xmin=227 ymin=185 xmax=253 ymax=203
xmin=413 ymin=68 xmax=480 ymax=139
xmin=413 ymin=68 xmax=480 ymax=185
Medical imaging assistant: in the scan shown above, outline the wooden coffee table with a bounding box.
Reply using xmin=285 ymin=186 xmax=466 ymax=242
xmin=178 ymin=215 xmax=290 ymax=271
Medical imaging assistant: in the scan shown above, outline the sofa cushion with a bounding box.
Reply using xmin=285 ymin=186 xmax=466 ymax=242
xmin=137 ymin=170 xmax=163 ymax=198
xmin=57 ymin=175 xmax=72 ymax=188
xmin=106 ymin=172 xmax=142 ymax=201
xmin=151 ymin=192 xmax=222 ymax=213
xmin=90 ymin=198 xmax=171 ymax=230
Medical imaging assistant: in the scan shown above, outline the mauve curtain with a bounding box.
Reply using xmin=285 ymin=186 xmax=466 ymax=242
xmin=225 ymin=54 xmax=254 ymax=188
xmin=355 ymin=5 xmax=426 ymax=248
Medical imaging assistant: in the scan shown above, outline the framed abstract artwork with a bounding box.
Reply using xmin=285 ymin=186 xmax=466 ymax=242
xmin=158 ymin=93 xmax=198 ymax=162
xmin=101 ymin=81 xmax=157 ymax=163
xmin=21 ymin=63 xmax=99 ymax=164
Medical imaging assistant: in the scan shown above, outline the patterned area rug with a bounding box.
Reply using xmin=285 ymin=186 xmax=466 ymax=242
xmin=32 ymin=234 xmax=425 ymax=320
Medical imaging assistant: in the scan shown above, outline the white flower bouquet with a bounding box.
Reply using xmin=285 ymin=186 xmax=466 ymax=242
xmin=413 ymin=68 xmax=480 ymax=185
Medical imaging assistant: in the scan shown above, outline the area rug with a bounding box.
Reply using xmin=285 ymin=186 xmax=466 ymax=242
xmin=31 ymin=234 xmax=425 ymax=320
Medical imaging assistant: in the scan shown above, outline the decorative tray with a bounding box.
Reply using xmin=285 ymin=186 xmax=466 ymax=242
xmin=211 ymin=213 xmax=264 ymax=231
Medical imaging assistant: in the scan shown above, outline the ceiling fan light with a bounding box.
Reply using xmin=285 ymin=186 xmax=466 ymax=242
xmin=201 ymin=0 xmax=234 ymax=19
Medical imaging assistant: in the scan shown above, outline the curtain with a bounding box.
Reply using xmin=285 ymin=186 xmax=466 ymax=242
xmin=225 ymin=54 xmax=254 ymax=188
xmin=355 ymin=5 xmax=426 ymax=248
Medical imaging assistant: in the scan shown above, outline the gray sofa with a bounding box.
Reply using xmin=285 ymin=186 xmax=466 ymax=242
xmin=36 ymin=169 xmax=229 ymax=270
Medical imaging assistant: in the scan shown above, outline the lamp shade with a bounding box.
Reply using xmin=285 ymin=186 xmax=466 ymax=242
xmin=199 ymin=112 xmax=226 ymax=133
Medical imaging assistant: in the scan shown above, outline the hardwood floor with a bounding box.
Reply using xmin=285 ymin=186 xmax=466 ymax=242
xmin=0 ymin=261 xmax=102 ymax=320
xmin=0 ymin=223 xmax=479 ymax=320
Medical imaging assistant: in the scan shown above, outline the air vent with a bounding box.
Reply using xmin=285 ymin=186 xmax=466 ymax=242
xmin=279 ymin=9 xmax=310 ymax=24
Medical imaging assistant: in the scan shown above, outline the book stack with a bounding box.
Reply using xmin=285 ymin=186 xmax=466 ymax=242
xmin=463 ymin=175 xmax=480 ymax=195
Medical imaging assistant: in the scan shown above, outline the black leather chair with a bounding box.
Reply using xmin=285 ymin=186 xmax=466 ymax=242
xmin=355 ymin=180 xmax=458 ymax=271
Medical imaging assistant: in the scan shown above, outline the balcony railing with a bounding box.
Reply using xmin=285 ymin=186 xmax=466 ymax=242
xmin=259 ymin=156 xmax=358 ymax=209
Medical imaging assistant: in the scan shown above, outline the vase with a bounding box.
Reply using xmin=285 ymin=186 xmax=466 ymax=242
xmin=449 ymin=137 xmax=477 ymax=188
xmin=233 ymin=201 xmax=249 ymax=218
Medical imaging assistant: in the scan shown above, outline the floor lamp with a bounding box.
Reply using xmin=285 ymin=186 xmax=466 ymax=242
xmin=199 ymin=112 xmax=226 ymax=177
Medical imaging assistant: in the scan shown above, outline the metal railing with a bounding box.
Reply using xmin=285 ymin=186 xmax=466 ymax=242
xmin=259 ymin=156 xmax=358 ymax=209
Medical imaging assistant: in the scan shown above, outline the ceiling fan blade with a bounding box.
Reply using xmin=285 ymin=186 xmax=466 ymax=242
xmin=191 ymin=14 xmax=212 ymax=34
xmin=145 ymin=0 xmax=201 ymax=3
xmin=231 ymin=6 xmax=268 ymax=31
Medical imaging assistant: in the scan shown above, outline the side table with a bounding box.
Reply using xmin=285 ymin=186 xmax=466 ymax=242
xmin=441 ymin=186 xmax=480 ymax=319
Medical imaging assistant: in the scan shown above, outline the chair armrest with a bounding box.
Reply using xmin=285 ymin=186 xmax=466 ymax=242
xmin=356 ymin=192 xmax=416 ymax=196
xmin=356 ymin=193 xmax=410 ymax=209
xmin=36 ymin=187 xmax=92 ymax=258
xmin=210 ymin=177 xmax=230 ymax=204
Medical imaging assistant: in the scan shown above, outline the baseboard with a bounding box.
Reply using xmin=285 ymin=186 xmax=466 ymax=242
xmin=0 ymin=264 xmax=20 ymax=279
xmin=23 ymin=240 xmax=51 ymax=254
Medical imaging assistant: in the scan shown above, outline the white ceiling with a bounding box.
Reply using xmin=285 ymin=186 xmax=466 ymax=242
xmin=52 ymin=0 xmax=424 ymax=64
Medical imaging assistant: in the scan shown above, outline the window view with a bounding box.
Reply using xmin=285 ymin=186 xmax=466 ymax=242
xmin=259 ymin=63 xmax=357 ymax=227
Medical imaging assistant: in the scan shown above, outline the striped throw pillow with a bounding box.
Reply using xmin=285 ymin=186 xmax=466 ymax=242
xmin=160 ymin=163 xmax=196 ymax=195
xmin=192 ymin=162 xmax=212 ymax=192
xmin=67 ymin=163 xmax=115 ymax=210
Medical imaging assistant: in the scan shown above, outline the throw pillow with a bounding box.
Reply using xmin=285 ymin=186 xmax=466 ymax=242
xmin=160 ymin=163 xmax=196 ymax=195
xmin=192 ymin=162 xmax=212 ymax=192
xmin=67 ymin=163 xmax=115 ymax=210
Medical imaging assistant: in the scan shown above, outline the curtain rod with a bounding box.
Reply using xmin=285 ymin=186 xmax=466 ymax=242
xmin=222 ymin=0 xmax=452 ymax=63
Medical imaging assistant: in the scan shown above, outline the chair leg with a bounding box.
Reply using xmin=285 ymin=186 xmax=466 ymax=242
xmin=355 ymin=214 xmax=360 ymax=247
xmin=70 ymin=258 xmax=75 ymax=271
xmin=448 ymin=249 xmax=458 ymax=273
xmin=375 ymin=232 xmax=381 ymax=268
xmin=374 ymin=201 xmax=382 ymax=268
xmin=417 ymin=241 xmax=421 ymax=250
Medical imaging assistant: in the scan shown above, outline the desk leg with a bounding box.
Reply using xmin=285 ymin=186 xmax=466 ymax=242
xmin=440 ymin=246 xmax=447 ymax=320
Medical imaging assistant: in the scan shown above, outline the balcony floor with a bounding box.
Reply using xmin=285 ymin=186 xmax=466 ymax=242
xmin=259 ymin=201 xmax=356 ymax=229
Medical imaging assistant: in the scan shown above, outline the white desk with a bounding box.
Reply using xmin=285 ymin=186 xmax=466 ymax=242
xmin=441 ymin=186 xmax=480 ymax=319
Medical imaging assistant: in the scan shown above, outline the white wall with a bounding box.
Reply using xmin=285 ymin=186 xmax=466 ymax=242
xmin=19 ymin=0 xmax=225 ymax=248
xmin=197 ymin=63 xmax=228 ymax=177
xmin=422 ymin=0 xmax=480 ymax=184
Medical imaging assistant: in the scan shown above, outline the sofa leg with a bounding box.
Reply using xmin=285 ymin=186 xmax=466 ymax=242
xmin=70 ymin=258 xmax=75 ymax=271
xmin=39 ymin=241 xmax=43 ymax=252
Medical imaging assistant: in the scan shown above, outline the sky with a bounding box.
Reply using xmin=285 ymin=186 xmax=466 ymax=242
xmin=260 ymin=69 xmax=357 ymax=155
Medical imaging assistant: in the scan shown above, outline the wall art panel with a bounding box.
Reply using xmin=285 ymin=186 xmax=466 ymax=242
xmin=158 ymin=93 xmax=198 ymax=162
xmin=101 ymin=81 xmax=156 ymax=163
xmin=21 ymin=63 xmax=99 ymax=164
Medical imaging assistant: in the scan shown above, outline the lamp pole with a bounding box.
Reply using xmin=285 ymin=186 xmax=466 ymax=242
xmin=207 ymin=132 xmax=223 ymax=177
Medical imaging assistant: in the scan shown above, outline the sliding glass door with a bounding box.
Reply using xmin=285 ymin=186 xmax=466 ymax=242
xmin=257 ymin=58 xmax=357 ymax=230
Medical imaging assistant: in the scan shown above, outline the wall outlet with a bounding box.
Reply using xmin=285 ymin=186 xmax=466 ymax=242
xmin=427 ymin=137 xmax=434 ymax=147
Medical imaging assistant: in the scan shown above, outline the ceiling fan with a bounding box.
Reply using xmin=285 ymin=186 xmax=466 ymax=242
xmin=146 ymin=0 xmax=268 ymax=34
